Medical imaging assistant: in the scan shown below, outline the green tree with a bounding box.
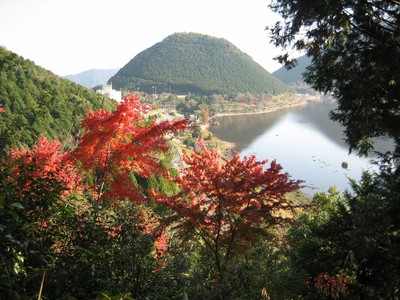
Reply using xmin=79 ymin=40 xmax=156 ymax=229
xmin=282 ymin=165 xmax=400 ymax=298
xmin=268 ymin=3 xmax=400 ymax=298
xmin=268 ymin=0 xmax=400 ymax=157
xmin=281 ymin=188 xmax=353 ymax=299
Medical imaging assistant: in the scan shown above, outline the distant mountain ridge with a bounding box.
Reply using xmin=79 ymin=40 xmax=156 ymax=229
xmin=64 ymin=68 xmax=119 ymax=88
xmin=272 ymin=55 xmax=311 ymax=85
xmin=109 ymin=32 xmax=292 ymax=95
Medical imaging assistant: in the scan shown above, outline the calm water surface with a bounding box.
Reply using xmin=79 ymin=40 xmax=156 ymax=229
xmin=210 ymin=103 xmax=385 ymax=195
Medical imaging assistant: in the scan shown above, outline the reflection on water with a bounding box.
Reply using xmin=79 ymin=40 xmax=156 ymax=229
xmin=210 ymin=103 xmax=390 ymax=195
xmin=211 ymin=108 xmax=300 ymax=152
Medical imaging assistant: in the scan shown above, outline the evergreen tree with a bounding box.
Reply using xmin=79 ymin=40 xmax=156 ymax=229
xmin=268 ymin=0 xmax=400 ymax=157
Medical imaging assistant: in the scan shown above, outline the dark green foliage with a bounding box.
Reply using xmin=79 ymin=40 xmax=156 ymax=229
xmin=169 ymin=234 xmax=278 ymax=300
xmin=268 ymin=0 xmax=400 ymax=156
xmin=345 ymin=162 xmax=400 ymax=298
xmin=50 ymin=200 xmax=187 ymax=300
xmin=0 ymin=46 xmax=115 ymax=152
xmin=0 ymin=159 xmax=70 ymax=299
xmin=268 ymin=2 xmax=400 ymax=298
xmin=134 ymin=153 xmax=180 ymax=197
xmin=0 ymin=160 xmax=28 ymax=299
xmin=109 ymin=32 xmax=292 ymax=96
xmin=281 ymin=163 xmax=400 ymax=298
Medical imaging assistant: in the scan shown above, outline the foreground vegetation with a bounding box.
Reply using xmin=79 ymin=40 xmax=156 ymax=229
xmin=0 ymin=94 xmax=304 ymax=299
xmin=1 ymin=0 xmax=400 ymax=297
xmin=1 ymin=93 xmax=399 ymax=299
xmin=267 ymin=0 xmax=400 ymax=298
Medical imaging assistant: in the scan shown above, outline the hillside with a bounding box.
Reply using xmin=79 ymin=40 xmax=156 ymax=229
xmin=109 ymin=32 xmax=292 ymax=95
xmin=272 ymin=55 xmax=311 ymax=85
xmin=64 ymin=68 xmax=119 ymax=88
xmin=0 ymin=46 xmax=116 ymax=151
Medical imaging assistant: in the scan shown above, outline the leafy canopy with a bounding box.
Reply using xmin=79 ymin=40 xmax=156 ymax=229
xmin=268 ymin=0 xmax=400 ymax=156
xmin=0 ymin=94 xmax=189 ymax=299
xmin=0 ymin=90 xmax=305 ymax=298
xmin=284 ymin=166 xmax=400 ymax=298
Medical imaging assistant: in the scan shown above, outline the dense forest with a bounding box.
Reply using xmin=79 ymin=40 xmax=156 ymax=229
xmin=0 ymin=47 xmax=115 ymax=151
xmin=109 ymin=32 xmax=292 ymax=96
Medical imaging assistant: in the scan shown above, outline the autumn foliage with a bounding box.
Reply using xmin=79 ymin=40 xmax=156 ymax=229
xmin=315 ymin=273 xmax=351 ymax=299
xmin=9 ymin=135 xmax=80 ymax=198
xmin=69 ymin=93 xmax=187 ymax=202
xmin=1 ymin=93 xmax=305 ymax=298
xmin=152 ymin=138 xmax=302 ymax=283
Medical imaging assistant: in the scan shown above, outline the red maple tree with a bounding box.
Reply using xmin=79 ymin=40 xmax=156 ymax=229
xmin=69 ymin=93 xmax=187 ymax=202
xmin=152 ymin=138 xmax=303 ymax=283
xmin=5 ymin=135 xmax=81 ymax=246
xmin=9 ymin=135 xmax=80 ymax=198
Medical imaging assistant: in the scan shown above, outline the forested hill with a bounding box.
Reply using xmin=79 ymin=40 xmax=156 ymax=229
xmin=272 ymin=55 xmax=311 ymax=85
xmin=109 ymin=32 xmax=292 ymax=95
xmin=0 ymin=46 xmax=116 ymax=151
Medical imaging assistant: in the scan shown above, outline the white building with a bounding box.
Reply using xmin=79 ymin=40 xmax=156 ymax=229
xmin=96 ymin=83 xmax=122 ymax=102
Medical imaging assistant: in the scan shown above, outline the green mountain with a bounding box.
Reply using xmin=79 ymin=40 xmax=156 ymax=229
xmin=0 ymin=46 xmax=116 ymax=151
xmin=64 ymin=68 xmax=119 ymax=88
xmin=109 ymin=32 xmax=292 ymax=95
xmin=272 ymin=55 xmax=311 ymax=85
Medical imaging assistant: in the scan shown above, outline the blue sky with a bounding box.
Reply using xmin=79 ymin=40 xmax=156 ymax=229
xmin=0 ymin=0 xmax=286 ymax=75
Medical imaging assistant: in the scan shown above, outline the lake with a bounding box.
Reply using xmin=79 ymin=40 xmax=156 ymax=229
xmin=210 ymin=102 xmax=389 ymax=195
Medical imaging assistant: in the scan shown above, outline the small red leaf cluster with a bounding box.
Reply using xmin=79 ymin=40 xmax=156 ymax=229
xmin=315 ymin=273 xmax=351 ymax=298
xmin=9 ymin=135 xmax=80 ymax=198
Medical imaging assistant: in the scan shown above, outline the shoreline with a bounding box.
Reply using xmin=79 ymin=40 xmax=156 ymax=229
xmin=210 ymin=101 xmax=308 ymax=120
